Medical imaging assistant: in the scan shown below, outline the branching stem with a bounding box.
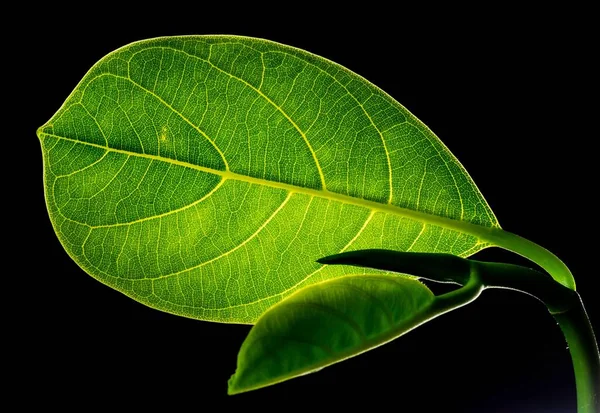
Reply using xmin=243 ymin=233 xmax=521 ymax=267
xmin=474 ymin=261 xmax=598 ymax=413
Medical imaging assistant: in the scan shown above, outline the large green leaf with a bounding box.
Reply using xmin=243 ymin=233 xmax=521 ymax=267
xmin=37 ymin=35 xmax=499 ymax=323
xmin=228 ymin=273 xmax=482 ymax=394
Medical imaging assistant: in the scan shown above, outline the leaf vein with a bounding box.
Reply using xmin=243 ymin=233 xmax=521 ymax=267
xmin=150 ymin=192 xmax=293 ymax=281
xmin=146 ymin=46 xmax=327 ymax=190
xmin=83 ymin=72 xmax=229 ymax=170
xmin=271 ymin=50 xmax=394 ymax=203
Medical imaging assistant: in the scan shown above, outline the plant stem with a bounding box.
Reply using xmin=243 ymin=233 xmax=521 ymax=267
xmin=431 ymin=267 xmax=483 ymax=314
xmin=479 ymin=229 xmax=598 ymax=412
xmin=483 ymin=228 xmax=575 ymax=290
xmin=553 ymin=295 xmax=599 ymax=413
xmin=475 ymin=262 xmax=599 ymax=413
xmin=318 ymin=245 xmax=598 ymax=412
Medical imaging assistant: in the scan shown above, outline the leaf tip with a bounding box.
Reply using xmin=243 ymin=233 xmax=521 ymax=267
xmin=36 ymin=125 xmax=45 ymax=140
xmin=227 ymin=374 xmax=241 ymax=396
xmin=315 ymin=254 xmax=341 ymax=265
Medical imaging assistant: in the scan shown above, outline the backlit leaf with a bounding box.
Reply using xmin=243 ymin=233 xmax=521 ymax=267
xmin=37 ymin=36 xmax=498 ymax=323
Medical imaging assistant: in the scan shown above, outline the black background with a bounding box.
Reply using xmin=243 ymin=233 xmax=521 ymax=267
xmin=24 ymin=7 xmax=595 ymax=413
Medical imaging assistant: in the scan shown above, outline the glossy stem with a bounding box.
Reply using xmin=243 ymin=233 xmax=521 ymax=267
xmin=473 ymin=261 xmax=577 ymax=314
xmin=484 ymin=227 xmax=575 ymax=290
xmin=430 ymin=267 xmax=482 ymax=313
xmin=475 ymin=261 xmax=599 ymax=413
xmin=318 ymin=248 xmax=597 ymax=412
xmin=553 ymin=295 xmax=600 ymax=413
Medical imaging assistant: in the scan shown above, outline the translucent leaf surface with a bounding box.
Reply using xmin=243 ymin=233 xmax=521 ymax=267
xmin=38 ymin=36 xmax=498 ymax=323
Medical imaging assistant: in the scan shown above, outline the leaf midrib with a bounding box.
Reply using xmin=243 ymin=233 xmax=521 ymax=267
xmin=39 ymin=131 xmax=500 ymax=244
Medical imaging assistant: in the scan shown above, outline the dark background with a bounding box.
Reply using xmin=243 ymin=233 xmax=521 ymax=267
xmin=24 ymin=8 xmax=595 ymax=413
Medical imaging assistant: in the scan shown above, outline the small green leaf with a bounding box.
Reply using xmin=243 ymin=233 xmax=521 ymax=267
xmin=228 ymin=273 xmax=480 ymax=394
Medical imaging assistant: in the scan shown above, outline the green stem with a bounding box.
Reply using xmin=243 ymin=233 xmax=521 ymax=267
xmin=480 ymin=229 xmax=597 ymax=412
xmin=554 ymin=295 xmax=600 ymax=413
xmin=483 ymin=228 xmax=576 ymax=290
xmin=431 ymin=267 xmax=483 ymax=313
xmin=319 ymin=240 xmax=597 ymax=412
xmin=473 ymin=261 xmax=577 ymax=314
xmin=474 ymin=261 xmax=599 ymax=413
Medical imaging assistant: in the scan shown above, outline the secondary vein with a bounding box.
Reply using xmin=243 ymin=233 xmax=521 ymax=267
xmin=147 ymin=45 xmax=328 ymax=191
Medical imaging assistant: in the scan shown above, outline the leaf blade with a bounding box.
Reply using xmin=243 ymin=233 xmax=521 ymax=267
xmin=227 ymin=274 xmax=437 ymax=394
xmin=38 ymin=35 xmax=500 ymax=322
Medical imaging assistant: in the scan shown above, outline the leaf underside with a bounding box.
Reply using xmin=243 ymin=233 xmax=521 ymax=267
xmin=38 ymin=35 xmax=498 ymax=323
xmin=228 ymin=274 xmax=436 ymax=394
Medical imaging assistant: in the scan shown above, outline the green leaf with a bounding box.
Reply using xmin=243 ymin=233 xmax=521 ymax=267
xmin=37 ymin=35 xmax=500 ymax=323
xmin=228 ymin=273 xmax=481 ymax=394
